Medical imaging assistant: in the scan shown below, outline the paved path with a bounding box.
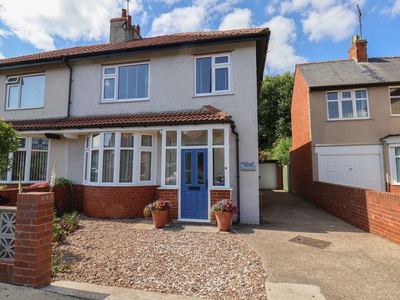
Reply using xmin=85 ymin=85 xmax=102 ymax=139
xmin=235 ymin=190 xmax=400 ymax=300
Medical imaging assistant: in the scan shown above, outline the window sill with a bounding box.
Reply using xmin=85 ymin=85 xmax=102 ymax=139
xmin=193 ymin=92 xmax=234 ymax=98
xmin=4 ymin=106 xmax=44 ymax=111
xmin=82 ymin=182 xmax=158 ymax=187
xmin=326 ymin=117 xmax=371 ymax=122
xmin=100 ymin=99 xmax=150 ymax=104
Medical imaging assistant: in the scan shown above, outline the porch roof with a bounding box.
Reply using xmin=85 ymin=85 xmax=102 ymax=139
xmin=6 ymin=105 xmax=232 ymax=131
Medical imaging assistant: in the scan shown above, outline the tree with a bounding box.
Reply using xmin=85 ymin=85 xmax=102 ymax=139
xmin=270 ymin=137 xmax=292 ymax=166
xmin=258 ymin=72 xmax=294 ymax=151
xmin=0 ymin=119 xmax=20 ymax=173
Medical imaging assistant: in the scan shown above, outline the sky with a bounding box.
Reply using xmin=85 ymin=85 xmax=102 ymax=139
xmin=0 ymin=0 xmax=399 ymax=75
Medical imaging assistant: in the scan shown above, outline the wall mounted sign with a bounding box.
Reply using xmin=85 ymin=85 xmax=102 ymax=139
xmin=240 ymin=161 xmax=257 ymax=171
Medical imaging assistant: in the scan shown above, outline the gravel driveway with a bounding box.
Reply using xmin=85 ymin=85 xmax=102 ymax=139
xmin=54 ymin=215 xmax=267 ymax=299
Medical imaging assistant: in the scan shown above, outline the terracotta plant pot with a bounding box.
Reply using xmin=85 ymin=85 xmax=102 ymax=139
xmin=151 ymin=210 xmax=168 ymax=228
xmin=214 ymin=212 xmax=233 ymax=231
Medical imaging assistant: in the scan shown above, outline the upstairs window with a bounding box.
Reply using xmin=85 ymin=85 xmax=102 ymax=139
xmin=390 ymin=87 xmax=400 ymax=115
xmin=195 ymin=54 xmax=231 ymax=95
xmin=6 ymin=74 xmax=45 ymax=109
xmin=326 ymin=89 xmax=369 ymax=120
xmin=102 ymin=63 xmax=149 ymax=101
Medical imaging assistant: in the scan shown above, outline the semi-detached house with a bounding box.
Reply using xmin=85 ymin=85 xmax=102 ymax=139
xmin=0 ymin=9 xmax=270 ymax=224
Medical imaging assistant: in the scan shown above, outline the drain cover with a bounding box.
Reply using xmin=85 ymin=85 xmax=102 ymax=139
xmin=290 ymin=235 xmax=331 ymax=249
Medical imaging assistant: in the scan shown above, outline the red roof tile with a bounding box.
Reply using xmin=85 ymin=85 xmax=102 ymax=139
xmin=6 ymin=106 xmax=232 ymax=131
xmin=0 ymin=28 xmax=269 ymax=66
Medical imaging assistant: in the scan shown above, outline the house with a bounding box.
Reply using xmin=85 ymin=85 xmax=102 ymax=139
xmin=0 ymin=9 xmax=270 ymax=224
xmin=291 ymin=35 xmax=400 ymax=201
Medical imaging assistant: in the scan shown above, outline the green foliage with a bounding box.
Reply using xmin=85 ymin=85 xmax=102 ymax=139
xmin=0 ymin=119 xmax=20 ymax=173
xmin=258 ymin=72 xmax=294 ymax=151
xmin=270 ymin=137 xmax=292 ymax=166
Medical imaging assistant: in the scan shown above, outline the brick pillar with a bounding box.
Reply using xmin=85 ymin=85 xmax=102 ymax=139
xmin=13 ymin=192 xmax=54 ymax=288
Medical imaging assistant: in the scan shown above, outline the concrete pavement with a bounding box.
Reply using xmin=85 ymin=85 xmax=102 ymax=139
xmin=235 ymin=190 xmax=400 ymax=300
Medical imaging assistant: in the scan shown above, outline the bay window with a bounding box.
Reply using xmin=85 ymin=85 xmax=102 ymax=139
xmin=0 ymin=137 xmax=49 ymax=182
xmin=84 ymin=132 xmax=155 ymax=184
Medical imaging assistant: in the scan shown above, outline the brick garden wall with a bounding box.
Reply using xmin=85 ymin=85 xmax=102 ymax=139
xmin=1 ymin=185 xmax=73 ymax=213
xmin=82 ymin=185 xmax=158 ymax=219
xmin=0 ymin=192 xmax=53 ymax=288
xmin=314 ymin=181 xmax=400 ymax=245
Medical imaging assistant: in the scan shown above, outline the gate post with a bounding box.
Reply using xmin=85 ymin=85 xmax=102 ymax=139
xmin=13 ymin=192 xmax=54 ymax=288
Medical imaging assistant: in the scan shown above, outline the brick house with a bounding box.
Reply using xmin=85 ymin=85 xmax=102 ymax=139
xmin=0 ymin=9 xmax=270 ymax=224
xmin=291 ymin=35 xmax=400 ymax=201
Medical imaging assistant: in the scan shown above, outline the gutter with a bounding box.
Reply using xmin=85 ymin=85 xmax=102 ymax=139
xmin=230 ymin=123 xmax=240 ymax=224
xmin=63 ymin=58 xmax=73 ymax=117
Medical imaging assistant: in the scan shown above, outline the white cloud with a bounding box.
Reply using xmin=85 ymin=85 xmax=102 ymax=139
xmin=301 ymin=5 xmax=357 ymax=42
xmin=0 ymin=0 xmax=146 ymax=51
xmin=153 ymin=0 xmax=182 ymax=4
xmin=261 ymin=16 xmax=307 ymax=74
xmin=149 ymin=6 xmax=208 ymax=36
xmin=148 ymin=0 xmax=241 ymax=36
xmin=382 ymin=0 xmax=400 ymax=17
xmin=0 ymin=52 xmax=4 ymax=59
xmin=218 ymin=8 xmax=252 ymax=30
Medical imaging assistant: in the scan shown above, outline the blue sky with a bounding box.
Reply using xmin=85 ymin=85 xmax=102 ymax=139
xmin=0 ymin=0 xmax=399 ymax=74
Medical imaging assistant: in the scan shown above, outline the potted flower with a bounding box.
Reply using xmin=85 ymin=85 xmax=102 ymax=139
xmin=143 ymin=199 xmax=172 ymax=228
xmin=210 ymin=199 xmax=238 ymax=231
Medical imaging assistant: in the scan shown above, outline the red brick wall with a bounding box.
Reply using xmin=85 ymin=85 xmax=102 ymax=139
xmin=1 ymin=185 xmax=72 ymax=212
xmin=290 ymin=68 xmax=314 ymax=202
xmin=210 ymin=189 xmax=232 ymax=220
xmin=82 ymin=185 xmax=158 ymax=219
xmin=0 ymin=192 xmax=53 ymax=288
xmin=386 ymin=184 xmax=400 ymax=194
xmin=314 ymin=181 xmax=400 ymax=245
xmin=157 ymin=188 xmax=178 ymax=222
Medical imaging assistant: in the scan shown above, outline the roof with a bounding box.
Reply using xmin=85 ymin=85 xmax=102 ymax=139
xmin=297 ymin=57 xmax=400 ymax=90
xmin=6 ymin=105 xmax=232 ymax=131
xmin=0 ymin=27 xmax=270 ymax=68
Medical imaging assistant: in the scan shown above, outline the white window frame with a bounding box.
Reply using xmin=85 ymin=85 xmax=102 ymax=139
xmin=0 ymin=137 xmax=50 ymax=183
xmin=5 ymin=74 xmax=45 ymax=109
xmin=326 ymin=89 xmax=370 ymax=120
xmin=83 ymin=132 xmax=156 ymax=185
xmin=194 ymin=53 xmax=231 ymax=96
xmin=388 ymin=142 xmax=400 ymax=185
xmin=160 ymin=125 xmax=231 ymax=188
xmin=101 ymin=62 xmax=150 ymax=102
xmin=389 ymin=86 xmax=400 ymax=116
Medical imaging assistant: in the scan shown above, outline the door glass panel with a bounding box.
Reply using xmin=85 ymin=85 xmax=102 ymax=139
xmin=185 ymin=152 xmax=191 ymax=185
xmin=197 ymin=152 xmax=205 ymax=184
xmin=181 ymin=130 xmax=207 ymax=146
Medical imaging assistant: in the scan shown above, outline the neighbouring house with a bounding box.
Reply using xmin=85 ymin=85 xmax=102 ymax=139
xmin=0 ymin=9 xmax=270 ymax=224
xmin=291 ymin=35 xmax=400 ymax=200
xmin=291 ymin=36 xmax=400 ymax=246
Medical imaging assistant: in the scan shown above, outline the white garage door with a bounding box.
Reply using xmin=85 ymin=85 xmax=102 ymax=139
xmin=316 ymin=145 xmax=384 ymax=191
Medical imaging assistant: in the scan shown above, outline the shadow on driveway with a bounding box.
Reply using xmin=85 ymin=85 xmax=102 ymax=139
xmin=235 ymin=190 xmax=400 ymax=300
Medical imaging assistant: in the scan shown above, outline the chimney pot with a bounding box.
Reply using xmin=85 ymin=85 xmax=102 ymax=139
xmin=121 ymin=9 xmax=127 ymax=18
xmin=128 ymin=15 xmax=132 ymax=25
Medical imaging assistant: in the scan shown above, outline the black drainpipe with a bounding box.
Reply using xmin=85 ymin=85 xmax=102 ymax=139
xmin=230 ymin=123 xmax=240 ymax=223
xmin=63 ymin=58 xmax=73 ymax=117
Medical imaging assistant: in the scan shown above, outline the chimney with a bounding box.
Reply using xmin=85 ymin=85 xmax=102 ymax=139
xmin=348 ymin=35 xmax=367 ymax=62
xmin=109 ymin=8 xmax=142 ymax=44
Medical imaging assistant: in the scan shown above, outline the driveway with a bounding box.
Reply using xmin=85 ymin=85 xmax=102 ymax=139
xmin=235 ymin=190 xmax=400 ymax=300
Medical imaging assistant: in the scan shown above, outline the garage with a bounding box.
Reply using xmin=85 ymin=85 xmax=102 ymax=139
xmin=315 ymin=145 xmax=384 ymax=191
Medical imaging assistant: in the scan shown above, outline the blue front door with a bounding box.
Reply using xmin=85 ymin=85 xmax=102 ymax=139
xmin=181 ymin=149 xmax=208 ymax=219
